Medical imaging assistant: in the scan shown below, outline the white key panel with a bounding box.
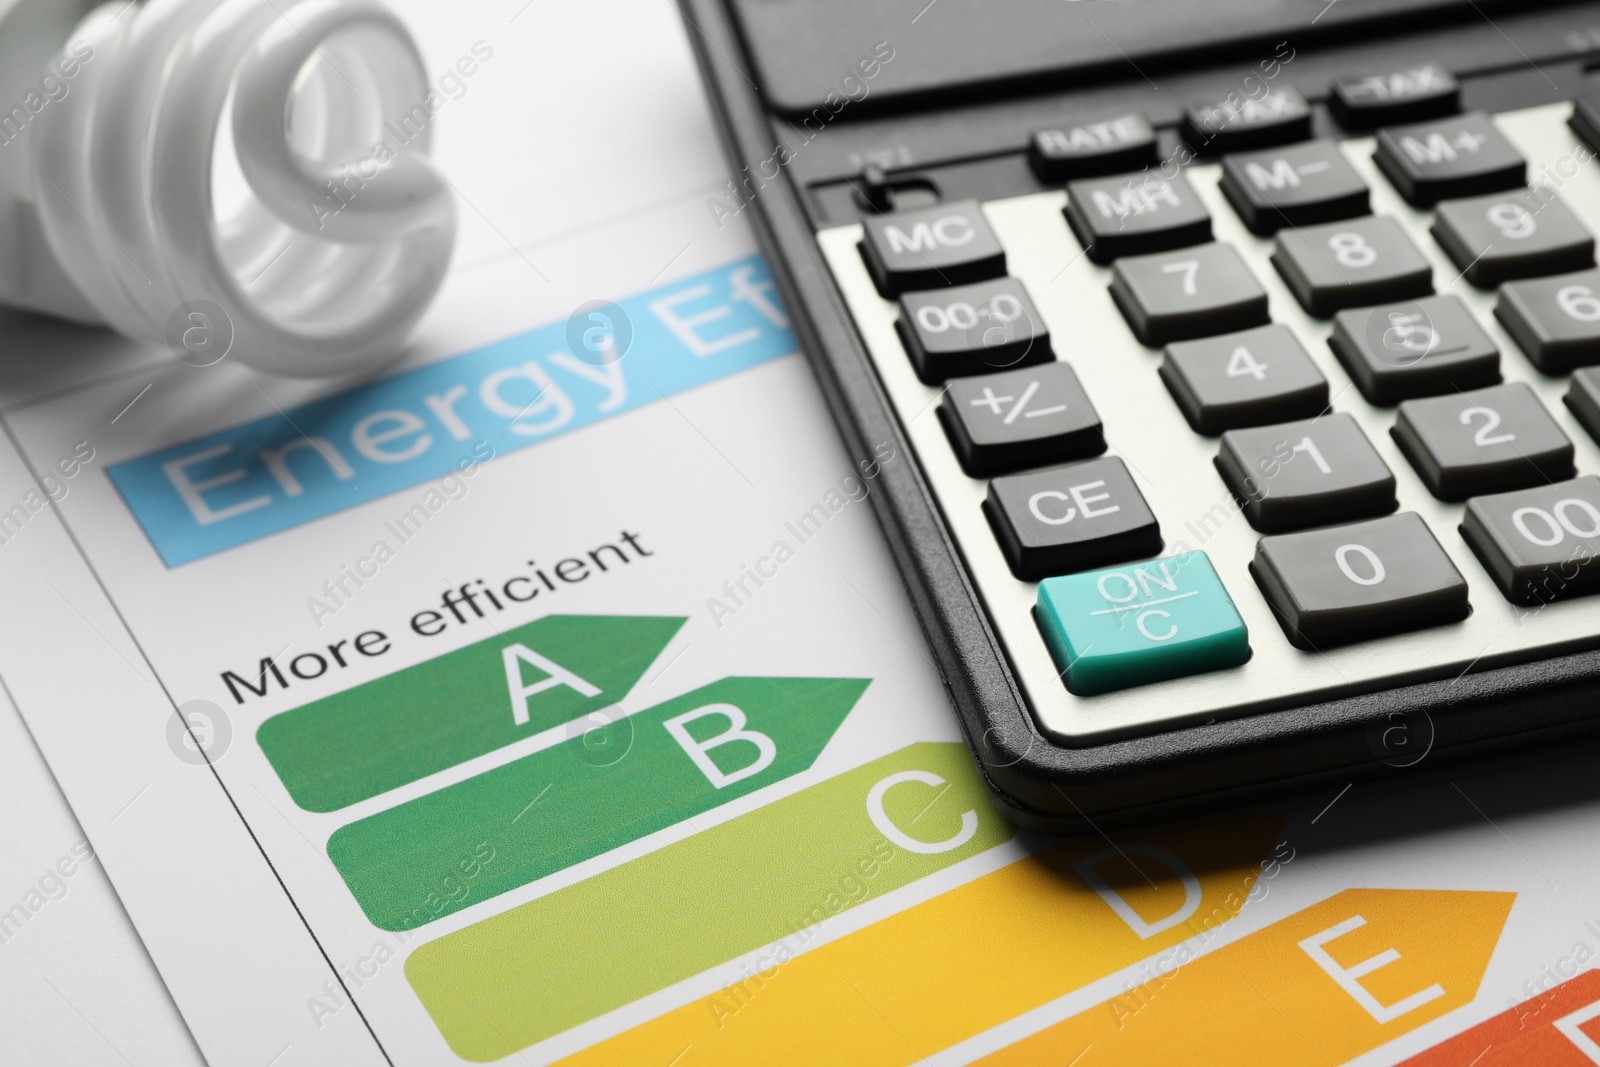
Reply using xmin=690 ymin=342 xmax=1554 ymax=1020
xmin=817 ymin=102 xmax=1600 ymax=745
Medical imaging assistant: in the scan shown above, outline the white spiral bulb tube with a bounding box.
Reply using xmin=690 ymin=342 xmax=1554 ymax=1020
xmin=0 ymin=0 xmax=456 ymax=377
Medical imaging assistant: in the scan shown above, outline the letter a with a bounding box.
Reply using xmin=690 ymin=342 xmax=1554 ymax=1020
xmin=501 ymin=644 xmax=600 ymax=725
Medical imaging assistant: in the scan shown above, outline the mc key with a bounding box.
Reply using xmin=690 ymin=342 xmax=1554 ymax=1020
xmin=860 ymin=199 xmax=1007 ymax=296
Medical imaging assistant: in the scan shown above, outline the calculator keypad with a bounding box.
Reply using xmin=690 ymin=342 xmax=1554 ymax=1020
xmin=897 ymin=277 xmax=1052 ymax=383
xmin=1271 ymin=215 xmax=1434 ymax=317
xmin=1160 ymin=324 xmax=1329 ymax=435
xmin=1251 ymin=513 xmax=1470 ymax=648
xmin=1329 ymin=294 xmax=1501 ymax=404
xmin=1391 ymin=383 xmax=1575 ymax=501
xmin=860 ymin=199 xmax=1007 ymax=296
xmin=1219 ymin=140 xmax=1370 ymax=234
xmin=985 ymin=457 xmax=1161 ymax=581
xmin=1216 ymin=413 xmax=1397 ymax=533
xmin=1461 ymin=476 xmax=1600 ymax=605
xmin=940 ymin=363 xmax=1104 ymax=477
xmin=1063 ymin=171 xmax=1212 ymax=263
xmin=1431 ymin=188 xmax=1595 ymax=288
xmin=817 ymin=100 xmax=1600 ymax=745
xmin=1109 ymin=242 xmax=1270 ymax=345
xmin=1373 ymin=112 xmax=1526 ymax=207
xmin=1496 ymin=268 xmax=1600 ymax=373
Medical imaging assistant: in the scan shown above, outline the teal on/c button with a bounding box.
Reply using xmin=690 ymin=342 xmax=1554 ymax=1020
xmin=1036 ymin=551 xmax=1250 ymax=696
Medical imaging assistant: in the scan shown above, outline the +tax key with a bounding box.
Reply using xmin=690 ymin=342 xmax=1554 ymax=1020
xmin=1035 ymin=551 xmax=1251 ymax=696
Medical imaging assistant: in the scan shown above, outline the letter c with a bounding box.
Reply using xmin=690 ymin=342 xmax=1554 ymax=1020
xmin=866 ymin=770 xmax=978 ymax=855
xmin=1028 ymin=490 xmax=1076 ymax=525
xmin=1136 ymin=610 xmax=1176 ymax=641
xmin=932 ymin=215 xmax=975 ymax=247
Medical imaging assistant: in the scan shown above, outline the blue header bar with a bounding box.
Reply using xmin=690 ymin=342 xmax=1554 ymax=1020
xmin=109 ymin=257 xmax=794 ymax=565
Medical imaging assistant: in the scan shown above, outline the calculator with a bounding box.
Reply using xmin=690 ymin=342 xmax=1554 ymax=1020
xmin=681 ymin=0 xmax=1600 ymax=829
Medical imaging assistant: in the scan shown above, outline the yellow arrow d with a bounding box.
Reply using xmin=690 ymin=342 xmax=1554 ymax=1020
xmin=554 ymin=815 xmax=1283 ymax=1067
xmin=977 ymin=887 xmax=1515 ymax=1066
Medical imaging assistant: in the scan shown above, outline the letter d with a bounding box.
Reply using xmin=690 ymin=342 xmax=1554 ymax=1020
xmin=1073 ymin=844 xmax=1202 ymax=939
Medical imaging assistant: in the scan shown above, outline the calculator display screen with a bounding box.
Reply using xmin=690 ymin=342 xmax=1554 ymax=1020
xmin=727 ymin=0 xmax=1537 ymax=116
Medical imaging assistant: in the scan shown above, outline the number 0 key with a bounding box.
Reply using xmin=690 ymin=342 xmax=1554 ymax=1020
xmin=1252 ymin=513 xmax=1470 ymax=648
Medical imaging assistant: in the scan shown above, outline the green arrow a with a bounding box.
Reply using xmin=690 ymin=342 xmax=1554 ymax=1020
xmin=327 ymin=676 xmax=867 ymax=931
xmin=258 ymin=614 xmax=686 ymax=812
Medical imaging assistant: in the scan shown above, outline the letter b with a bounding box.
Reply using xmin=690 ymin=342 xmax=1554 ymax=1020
xmin=664 ymin=703 xmax=777 ymax=788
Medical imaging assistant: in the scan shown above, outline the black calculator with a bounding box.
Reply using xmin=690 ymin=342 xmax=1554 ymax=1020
xmin=681 ymin=0 xmax=1600 ymax=829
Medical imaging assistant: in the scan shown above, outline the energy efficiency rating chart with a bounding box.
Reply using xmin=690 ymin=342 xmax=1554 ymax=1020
xmin=979 ymin=888 xmax=1513 ymax=1065
xmin=408 ymin=741 xmax=1010 ymax=1060
xmin=1401 ymin=969 xmax=1600 ymax=1066
xmin=552 ymin=815 xmax=1283 ymax=1067
xmin=330 ymin=675 xmax=866 ymax=930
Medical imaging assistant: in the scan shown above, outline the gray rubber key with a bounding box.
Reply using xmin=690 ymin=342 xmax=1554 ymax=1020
xmin=1109 ymin=242 xmax=1270 ymax=346
xmin=1030 ymin=112 xmax=1158 ymax=181
xmin=1184 ymin=86 xmax=1312 ymax=155
xmin=1373 ymin=112 xmax=1526 ymax=206
xmin=1496 ymin=268 xmax=1600 ymax=373
xmin=1252 ymin=512 xmax=1470 ymax=648
xmin=1064 ymin=171 xmax=1212 ymax=264
xmin=1216 ymin=412 xmax=1398 ymax=533
xmin=897 ymin=277 xmax=1052 ymax=383
xmin=1330 ymin=64 xmax=1460 ymax=129
xmin=859 ymin=199 xmax=1006 ymax=296
xmin=985 ymin=456 xmax=1162 ymax=581
xmin=1219 ymin=140 xmax=1369 ymax=234
xmin=1461 ymin=476 xmax=1600 ymax=605
xmin=940 ymin=362 xmax=1105 ymax=477
xmin=1329 ymin=294 xmax=1500 ymax=405
xmin=1271 ymin=215 xmax=1433 ymax=317
xmin=1431 ymin=187 xmax=1595 ymax=288
xmin=1564 ymin=367 xmax=1600 ymax=445
xmin=1160 ymin=324 xmax=1329 ymax=435
xmin=1391 ymin=382 xmax=1575 ymax=501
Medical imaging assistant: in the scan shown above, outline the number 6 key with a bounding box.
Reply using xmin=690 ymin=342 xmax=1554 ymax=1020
xmin=1496 ymin=267 xmax=1600 ymax=373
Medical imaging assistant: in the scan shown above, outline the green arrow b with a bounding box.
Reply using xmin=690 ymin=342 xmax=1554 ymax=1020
xmin=328 ymin=675 xmax=866 ymax=931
